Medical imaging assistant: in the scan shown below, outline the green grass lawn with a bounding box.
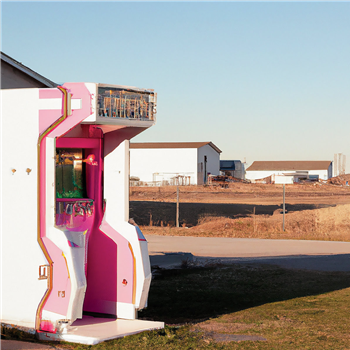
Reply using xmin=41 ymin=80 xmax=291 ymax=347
xmin=2 ymin=264 xmax=350 ymax=349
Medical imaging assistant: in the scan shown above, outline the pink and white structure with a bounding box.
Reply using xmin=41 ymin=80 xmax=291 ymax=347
xmin=1 ymin=83 xmax=163 ymax=344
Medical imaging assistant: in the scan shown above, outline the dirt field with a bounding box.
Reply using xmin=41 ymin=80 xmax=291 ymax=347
xmin=130 ymin=182 xmax=350 ymax=205
xmin=130 ymin=182 xmax=350 ymax=241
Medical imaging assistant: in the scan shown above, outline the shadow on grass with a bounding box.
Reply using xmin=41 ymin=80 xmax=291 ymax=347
xmin=139 ymin=259 xmax=350 ymax=324
xmin=130 ymin=201 xmax=334 ymax=226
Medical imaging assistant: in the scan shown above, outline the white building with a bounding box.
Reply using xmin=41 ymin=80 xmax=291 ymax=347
xmin=1 ymin=81 xmax=163 ymax=343
xmin=246 ymin=161 xmax=333 ymax=184
xmin=130 ymin=142 xmax=221 ymax=185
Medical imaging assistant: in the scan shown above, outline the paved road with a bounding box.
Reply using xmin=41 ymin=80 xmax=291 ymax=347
xmin=146 ymin=235 xmax=350 ymax=271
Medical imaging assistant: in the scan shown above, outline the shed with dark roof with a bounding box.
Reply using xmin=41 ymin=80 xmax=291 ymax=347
xmin=220 ymin=160 xmax=245 ymax=179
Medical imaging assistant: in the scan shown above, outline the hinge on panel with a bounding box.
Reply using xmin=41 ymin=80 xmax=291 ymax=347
xmin=38 ymin=265 xmax=50 ymax=280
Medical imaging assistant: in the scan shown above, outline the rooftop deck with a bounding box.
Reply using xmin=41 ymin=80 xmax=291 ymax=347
xmin=96 ymin=85 xmax=156 ymax=124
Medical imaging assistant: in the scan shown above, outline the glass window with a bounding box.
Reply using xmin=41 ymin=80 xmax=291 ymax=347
xmin=56 ymin=149 xmax=86 ymax=198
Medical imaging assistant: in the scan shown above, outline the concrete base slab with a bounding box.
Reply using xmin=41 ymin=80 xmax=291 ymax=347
xmin=38 ymin=317 xmax=164 ymax=345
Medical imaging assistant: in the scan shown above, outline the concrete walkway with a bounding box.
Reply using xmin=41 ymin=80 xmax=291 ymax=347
xmin=146 ymin=235 xmax=350 ymax=271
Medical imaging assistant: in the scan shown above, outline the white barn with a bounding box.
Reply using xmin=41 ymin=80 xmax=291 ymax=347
xmin=246 ymin=161 xmax=333 ymax=184
xmin=130 ymin=142 xmax=221 ymax=185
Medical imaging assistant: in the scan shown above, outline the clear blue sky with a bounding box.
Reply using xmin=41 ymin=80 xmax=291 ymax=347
xmin=2 ymin=2 xmax=350 ymax=171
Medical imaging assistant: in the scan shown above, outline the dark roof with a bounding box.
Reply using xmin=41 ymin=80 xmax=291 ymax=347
xmin=1 ymin=51 xmax=57 ymax=88
xmin=220 ymin=160 xmax=242 ymax=170
xmin=246 ymin=161 xmax=332 ymax=171
xmin=130 ymin=142 xmax=222 ymax=153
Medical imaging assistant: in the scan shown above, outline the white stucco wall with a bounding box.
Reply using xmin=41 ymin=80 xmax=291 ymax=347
xmin=130 ymin=148 xmax=198 ymax=184
xmin=197 ymin=145 xmax=220 ymax=185
xmin=245 ymin=170 xmax=275 ymax=181
xmin=274 ymin=175 xmax=294 ymax=184
xmin=1 ymin=89 xmax=48 ymax=327
xmin=309 ymin=169 xmax=329 ymax=180
xmin=105 ymin=140 xmax=130 ymax=222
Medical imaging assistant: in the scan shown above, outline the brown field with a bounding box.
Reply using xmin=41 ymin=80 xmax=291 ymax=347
xmin=130 ymin=182 xmax=350 ymax=241
xmin=130 ymin=182 xmax=350 ymax=205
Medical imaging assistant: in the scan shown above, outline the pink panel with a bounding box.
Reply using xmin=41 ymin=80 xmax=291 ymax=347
xmin=83 ymin=228 xmax=117 ymax=312
xmin=56 ymin=137 xmax=99 ymax=149
xmin=42 ymin=237 xmax=71 ymax=315
xmin=83 ymin=221 xmax=134 ymax=314
xmin=55 ymin=211 xmax=94 ymax=233
xmin=47 ymin=83 xmax=92 ymax=138
xmin=39 ymin=138 xmax=47 ymax=239
xmin=38 ymin=83 xmax=93 ymax=254
xmin=38 ymin=85 xmax=94 ymax=327
xmin=39 ymin=110 xmax=63 ymax=134
xmin=39 ymin=320 xmax=56 ymax=333
xmin=39 ymin=89 xmax=63 ymax=99
xmin=100 ymin=221 xmax=134 ymax=304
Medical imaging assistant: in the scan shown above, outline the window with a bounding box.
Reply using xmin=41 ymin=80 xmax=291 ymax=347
xmin=56 ymin=149 xmax=86 ymax=198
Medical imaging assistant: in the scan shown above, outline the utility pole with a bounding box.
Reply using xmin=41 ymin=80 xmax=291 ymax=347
xmin=176 ymin=186 xmax=179 ymax=227
xmin=283 ymin=184 xmax=285 ymax=232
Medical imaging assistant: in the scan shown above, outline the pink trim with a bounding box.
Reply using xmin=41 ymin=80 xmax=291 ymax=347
xmin=56 ymin=210 xmax=94 ymax=233
xmin=39 ymin=110 xmax=62 ymax=134
xmin=40 ymin=138 xmax=47 ymax=240
xmin=56 ymin=198 xmax=90 ymax=202
xmin=56 ymin=138 xmax=99 ymax=148
xmin=39 ymin=89 xmax=62 ymax=99
xmin=38 ymin=84 xmax=142 ymax=320
xmin=37 ymin=86 xmax=95 ymax=327
xmin=41 ymin=237 xmax=71 ymax=315
xmin=39 ymin=84 xmax=92 ymax=256
xmin=47 ymin=83 xmax=92 ymax=138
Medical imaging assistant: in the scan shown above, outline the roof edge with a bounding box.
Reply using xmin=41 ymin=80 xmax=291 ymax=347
xmin=131 ymin=141 xmax=221 ymax=153
xmin=246 ymin=160 xmax=332 ymax=171
xmin=1 ymin=51 xmax=58 ymax=88
xmin=207 ymin=142 xmax=222 ymax=154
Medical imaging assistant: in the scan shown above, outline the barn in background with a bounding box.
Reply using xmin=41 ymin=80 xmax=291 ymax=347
xmin=245 ymin=161 xmax=333 ymax=184
xmin=130 ymin=142 xmax=221 ymax=185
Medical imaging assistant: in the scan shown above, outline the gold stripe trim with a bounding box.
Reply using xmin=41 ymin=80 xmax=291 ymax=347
xmin=62 ymin=252 xmax=70 ymax=279
xmin=35 ymin=86 xmax=69 ymax=330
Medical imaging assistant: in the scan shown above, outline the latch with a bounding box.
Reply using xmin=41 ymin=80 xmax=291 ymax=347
xmin=38 ymin=265 xmax=50 ymax=280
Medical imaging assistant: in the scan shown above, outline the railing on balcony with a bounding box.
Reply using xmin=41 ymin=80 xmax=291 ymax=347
xmin=97 ymin=86 xmax=156 ymax=121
